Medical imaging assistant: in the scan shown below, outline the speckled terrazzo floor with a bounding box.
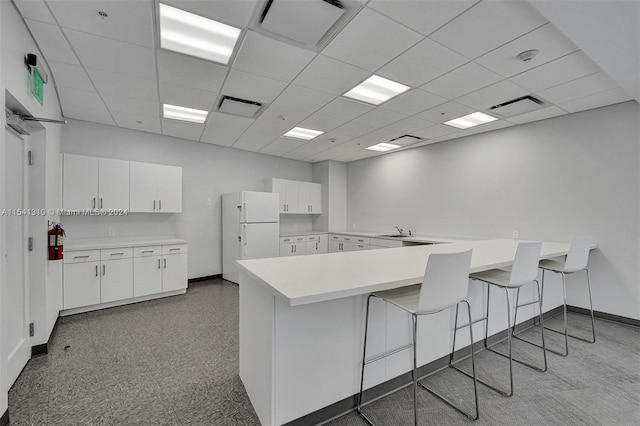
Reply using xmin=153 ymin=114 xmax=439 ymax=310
xmin=8 ymin=279 xmax=640 ymax=425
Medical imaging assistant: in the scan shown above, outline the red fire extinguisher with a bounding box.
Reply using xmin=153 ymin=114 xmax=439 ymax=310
xmin=48 ymin=223 xmax=64 ymax=260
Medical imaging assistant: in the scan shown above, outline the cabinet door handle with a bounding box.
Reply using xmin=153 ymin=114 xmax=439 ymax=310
xmin=158 ymin=259 xmax=161 ymax=269
xmin=294 ymin=245 xmax=296 ymax=253
xmin=142 ymin=250 xmax=154 ymax=254
xmin=95 ymin=265 xmax=98 ymax=277
xmin=159 ymin=199 xmax=162 ymax=210
xmin=110 ymin=252 xmax=124 ymax=256
xmin=164 ymin=258 xmax=167 ymax=269
xmin=100 ymin=198 xmax=103 ymax=209
xmin=153 ymin=200 xmax=156 ymax=210
xmin=102 ymin=264 xmax=106 ymax=276
xmin=74 ymin=255 xmax=90 ymax=259
xmin=169 ymin=248 xmax=180 ymax=251
xmin=92 ymin=197 xmax=96 ymax=209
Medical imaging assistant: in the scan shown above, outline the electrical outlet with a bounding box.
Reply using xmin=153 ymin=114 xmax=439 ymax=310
xmin=206 ymin=198 xmax=212 ymax=206
xmin=108 ymin=228 xmax=116 ymax=237
xmin=512 ymin=230 xmax=519 ymax=239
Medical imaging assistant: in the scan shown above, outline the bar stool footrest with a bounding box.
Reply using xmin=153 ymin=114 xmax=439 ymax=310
xmin=450 ymin=364 xmax=511 ymax=397
xmin=485 ymin=346 xmax=547 ymax=372
xmin=511 ymin=333 xmax=568 ymax=357
xmin=418 ymin=381 xmax=478 ymax=420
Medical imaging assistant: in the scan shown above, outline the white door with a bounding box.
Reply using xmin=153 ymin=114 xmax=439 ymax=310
xmin=308 ymin=183 xmax=322 ymax=214
xmin=100 ymin=258 xmax=133 ymax=303
xmin=241 ymin=223 xmax=279 ymax=260
xmin=162 ymin=253 xmax=187 ymax=292
xmin=63 ymin=261 xmax=101 ymax=309
xmin=270 ymin=179 xmax=288 ymax=213
xmin=242 ymin=191 xmax=279 ymax=223
xmin=156 ymin=164 xmax=182 ymax=213
xmin=99 ymin=158 xmax=129 ymax=210
xmin=285 ymin=179 xmax=300 ymax=213
xmin=3 ymin=129 xmax=31 ymax=386
xmin=129 ymin=161 xmax=157 ymax=212
xmin=63 ymin=154 xmax=98 ymax=210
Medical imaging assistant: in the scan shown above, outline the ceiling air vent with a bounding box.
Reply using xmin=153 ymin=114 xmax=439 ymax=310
xmin=489 ymin=95 xmax=545 ymax=117
xmin=218 ymin=96 xmax=263 ymax=118
xmin=388 ymin=135 xmax=424 ymax=147
xmin=257 ymin=0 xmax=350 ymax=49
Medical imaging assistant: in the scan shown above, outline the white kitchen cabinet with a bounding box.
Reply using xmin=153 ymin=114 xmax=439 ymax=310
xmin=133 ymin=255 xmax=162 ymax=297
xmin=162 ymin=253 xmax=187 ymax=292
xmin=63 ymin=154 xmax=129 ymax=210
xmin=63 ymin=260 xmax=101 ymax=309
xmin=267 ymin=179 xmax=321 ymax=214
xmin=305 ymin=234 xmax=327 ymax=255
xmin=280 ymin=237 xmax=306 ymax=257
xmin=130 ymin=161 xmax=182 ymax=213
xmin=100 ymin=258 xmax=134 ymax=303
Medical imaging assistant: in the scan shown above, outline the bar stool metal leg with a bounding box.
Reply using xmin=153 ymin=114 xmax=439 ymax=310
xmin=511 ymin=281 xmax=548 ymax=371
xmin=357 ymin=295 xmax=375 ymax=425
xmin=585 ymin=268 xmax=596 ymax=343
xmin=412 ymin=314 xmax=418 ymax=426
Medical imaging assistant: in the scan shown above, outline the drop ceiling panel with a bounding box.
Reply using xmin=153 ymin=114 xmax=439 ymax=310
xmin=381 ymin=89 xmax=447 ymax=115
xmin=260 ymin=138 xmax=304 ymax=156
xmin=103 ymin=95 xmax=160 ymax=117
xmin=456 ymin=80 xmax=530 ymax=110
xmin=322 ymin=7 xmax=423 ymax=72
xmin=316 ymin=98 xmax=373 ymax=121
xmin=355 ymin=108 xmax=406 ymax=128
xmin=65 ymin=29 xmax=156 ymax=79
xmin=293 ymin=55 xmax=370 ymax=96
xmin=537 ymin=72 xmax=618 ymax=105
xmin=222 ymin=69 xmax=288 ymax=104
xmin=430 ymin=1 xmax=547 ymax=59
xmin=333 ymin=149 xmax=379 ymax=162
xmin=377 ymin=38 xmax=468 ymax=87
xmin=201 ymin=136 xmax=236 ymax=148
xmin=160 ymin=0 xmax=259 ymax=28
xmin=421 ymin=61 xmax=502 ymax=99
xmin=47 ymin=0 xmax=154 ymax=48
xmin=62 ymin=106 xmax=115 ymax=126
xmin=14 ymin=0 xmax=56 ymax=24
xmin=25 ymin=20 xmax=79 ymax=65
xmin=57 ymin=87 xmax=104 ymax=110
xmin=111 ymin=112 xmax=161 ymax=134
xmin=361 ymin=128 xmax=399 ymax=144
xmin=88 ymin=69 xmax=158 ymax=102
xmin=558 ymin=87 xmax=632 ymax=113
xmin=200 ymin=112 xmax=254 ymax=143
xmin=48 ymin=61 xmax=93 ymax=91
xmin=415 ymin=101 xmax=477 ymax=124
xmin=368 ymin=0 xmax=478 ymax=36
xmin=507 ymin=105 xmax=567 ymax=125
xmin=299 ymin=113 xmax=348 ymax=132
xmin=333 ymin=121 xmax=377 ymax=138
xmin=161 ymin=119 xmax=205 ymax=141
xmin=475 ymin=23 xmax=578 ymax=78
xmin=232 ymin=126 xmax=280 ymax=152
xmin=385 ymin=117 xmax=435 ymax=133
xmin=510 ymin=51 xmax=601 ymax=92
xmin=157 ymin=50 xmax=228 ymax=92
xmin=271 ymin=85 xmax=335 ymax=114
xmin=286 ymin=137 xmax=347 ymax=159
xmin=413 ymin=123 xmax=459 ymax=139
xmin=233 ymin=31 xmax=316 ymax=83
xmin=159 ymin=83 xmax=217 ymax=111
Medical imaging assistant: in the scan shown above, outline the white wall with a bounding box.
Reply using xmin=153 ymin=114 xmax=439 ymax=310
xmin=1 ymin=0 xmax=65 ymax=412
xmin=313 ymin=160 xmax=347 ymax=232
xmin=61 ymin=119 xmax=313 ymax=278
xmin=347 ymin=101 xmax=640 ymax=320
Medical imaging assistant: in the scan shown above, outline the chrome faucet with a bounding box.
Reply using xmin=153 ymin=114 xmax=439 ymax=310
xmin=395 ymin=226 xmax=404 ymax=236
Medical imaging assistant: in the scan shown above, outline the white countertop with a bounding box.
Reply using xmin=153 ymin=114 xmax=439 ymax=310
xmin=66 ymin=236 xmax=187 ymax=250
xmin=280 ymin=230 xmax=475 ymax=244
xmin=280 ymin=231 xmax=328 ymax=237
xmin=237 ymin=238 xmax=575 ymax=307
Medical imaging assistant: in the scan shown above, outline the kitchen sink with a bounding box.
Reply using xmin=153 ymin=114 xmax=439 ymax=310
xmin=379 ymin=234 xmax=406 ymax=238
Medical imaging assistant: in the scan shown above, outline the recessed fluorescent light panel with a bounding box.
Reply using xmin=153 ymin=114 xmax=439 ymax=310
xmin=163 ymin=104 xmax=208 ymax=123
xmin=343 ymin=75 xmax=410 ymax=105
xmin=283 ymin=127 xmax=324 ymax=140
xmin=159 ymin=3 xmax=241 ymax=64
xmin=444 ymin=112 xmax=497 ymax=129
xmin=365 ymin=142 xmax=400 ymax=152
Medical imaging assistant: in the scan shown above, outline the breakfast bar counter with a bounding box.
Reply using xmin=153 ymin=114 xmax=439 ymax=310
xmin=237 ymin=238 xmax=575 ymax=425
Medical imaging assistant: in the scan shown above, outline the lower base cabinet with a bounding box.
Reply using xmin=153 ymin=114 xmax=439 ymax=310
xmin=64 ymin=241 xmax=187 ymax=313
xmin=280 ymin=234 xmax=327 ymax=257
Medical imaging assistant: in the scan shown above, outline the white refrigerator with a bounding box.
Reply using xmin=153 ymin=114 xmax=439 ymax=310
xmin=222 ymin=191 xmax=280 ymax=284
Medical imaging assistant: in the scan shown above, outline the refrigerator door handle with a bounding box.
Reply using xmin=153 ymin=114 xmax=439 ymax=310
xmin=242 ymin=224 xmax=247 ymax=257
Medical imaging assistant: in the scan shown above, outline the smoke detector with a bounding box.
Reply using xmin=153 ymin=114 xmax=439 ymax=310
xmin=517 ymin=49 xmax=539 ymax=62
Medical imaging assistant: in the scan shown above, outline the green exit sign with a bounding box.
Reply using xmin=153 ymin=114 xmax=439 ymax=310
xmin=31 ymin=67 xmax=44 ymax=105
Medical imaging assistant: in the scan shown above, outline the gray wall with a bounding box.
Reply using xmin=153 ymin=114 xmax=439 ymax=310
xmin=346 ymin=101 xmax=640 ymax=320
xmin=61 ymin=119 xmax=313 ymax=278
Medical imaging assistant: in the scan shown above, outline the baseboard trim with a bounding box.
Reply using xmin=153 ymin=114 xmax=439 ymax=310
xmin=188 ymin=274 xmax=221 ymax=284
xmin=1 ymin=409 xmax=9 ymax=426
xmin=286 ymin=306 xmax=564 ymax=426
xmin=567 ymin=305 xmax=640 ymax=327
xmin=31 ymin=315 xmax=62 ymax=356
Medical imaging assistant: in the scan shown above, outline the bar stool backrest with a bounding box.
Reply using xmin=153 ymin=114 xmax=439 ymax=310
xmin=418 ymin=250 xmax=472 ymax=313
xmin=564 ymin=237 xmax=593 ymax=272
xmin=509 ymin=242 xmax=542 ymax=286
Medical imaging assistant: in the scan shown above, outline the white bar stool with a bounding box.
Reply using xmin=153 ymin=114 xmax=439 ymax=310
xmin=357 ymin=250 xmax=478 ymax=425
xmin=515 ymin=237 xmax=596 ymax=356
xmin=454 ymin=242 xmax=546 ymax=397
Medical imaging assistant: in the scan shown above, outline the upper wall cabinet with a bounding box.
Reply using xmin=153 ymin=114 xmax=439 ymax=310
xmin=266 ymin=178 xmax=322 ymax=214
xmin=63 ymin=154 xmax=129 ymax=210
xmin=130 ymin=161 xmax=182 ymax=213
